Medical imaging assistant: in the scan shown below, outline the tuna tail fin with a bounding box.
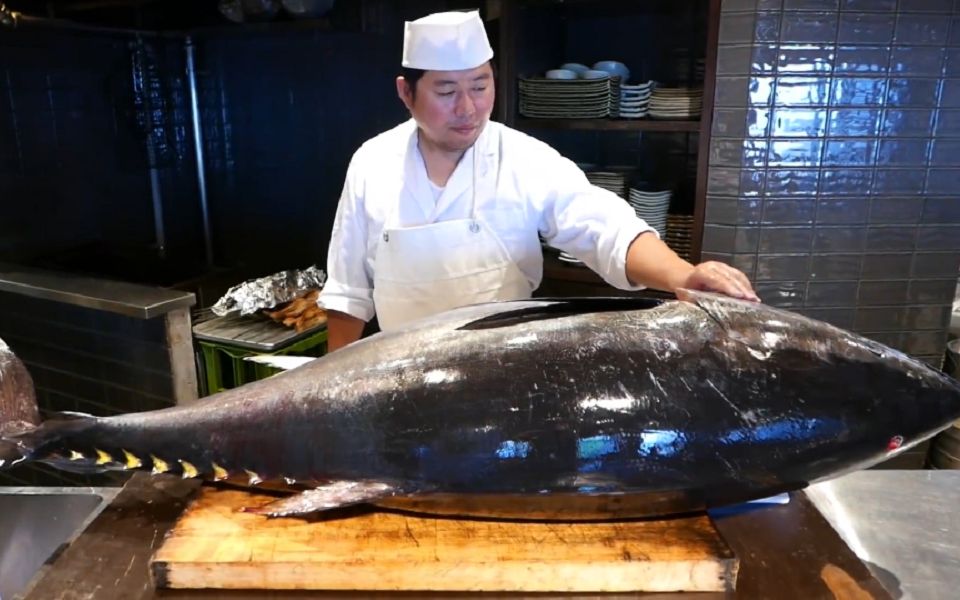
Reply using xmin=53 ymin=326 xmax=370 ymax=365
xmin=0 ymin=337 xmax=41 ymax=467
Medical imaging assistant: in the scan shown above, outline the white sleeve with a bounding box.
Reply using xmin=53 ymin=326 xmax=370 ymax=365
xmin=318 ymin=156 xmax=376 ymax=322
xmin=537 ymin=154 xmax=658 ymax=291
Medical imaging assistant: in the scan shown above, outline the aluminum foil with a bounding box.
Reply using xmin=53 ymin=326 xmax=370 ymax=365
xmin=211 ymin=266 xmax=326 ymax=317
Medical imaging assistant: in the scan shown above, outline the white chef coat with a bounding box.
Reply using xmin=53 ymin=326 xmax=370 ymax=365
xmin=318 ymin=118 xmax=657 ymax=323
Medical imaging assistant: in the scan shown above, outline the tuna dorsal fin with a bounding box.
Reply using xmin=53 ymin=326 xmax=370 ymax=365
xmin=458 ymin=296 xmax=665 ymax=331
xmin=240 ymin=480 xmax=398 ymax=518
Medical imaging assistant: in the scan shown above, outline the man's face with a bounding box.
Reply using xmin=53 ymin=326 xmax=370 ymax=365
xmin=396 ymin=62 xmax=495 ymax=153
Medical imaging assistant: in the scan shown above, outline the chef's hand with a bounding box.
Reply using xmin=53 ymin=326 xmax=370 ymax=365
xmin=681 ymin=261 xmax=760 ymax=302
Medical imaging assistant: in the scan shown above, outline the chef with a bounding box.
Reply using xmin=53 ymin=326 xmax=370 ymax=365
xmin=318 ymin=10 xmax=758 ymax=352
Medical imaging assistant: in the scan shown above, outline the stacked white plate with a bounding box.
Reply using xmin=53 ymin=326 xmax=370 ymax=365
xmin=518 ymin=77 xmax=610 ymax=119
xmin=585 ymin=170 xmax=629 ymax=199
xmin=628 ymin=187 xmax=672 ymax=236
xmin=648 ymin=87 xmax=703 ymax=119
xmin=665 ymin=214 xmax=694 ymax=261
xmin=608 ymin=76 xmax=623 ymax=118
xmin=619 ymin=81 xmax=654 ymax=119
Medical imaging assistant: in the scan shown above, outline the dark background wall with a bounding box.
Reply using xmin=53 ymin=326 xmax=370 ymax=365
xmin=705 ymin=0 xmax=960 ymax=373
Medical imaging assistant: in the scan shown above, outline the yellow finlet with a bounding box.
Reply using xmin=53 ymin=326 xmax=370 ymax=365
xmin=244 ymin=469 xmax=263 ymax=486
xmin=122 ymin=450 xmax=142 ymax=469
xmin=179 ymin=460 xmax=199 ymax=479
xmin=151 ymin=455 xmax=170 ymax=474
xmin=68 ymin=450 xmax=84 ymax=461
xmin=211 ymin=463 xmax=228 ymax=481
xmin=95 ymin=449 xmax=113 ymax=465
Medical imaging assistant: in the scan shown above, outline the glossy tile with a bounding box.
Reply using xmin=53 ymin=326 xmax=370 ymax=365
xmin=881 ymin=110 xmax=935 ymax=139
xmin=916 ymin=225 xmax=960 ymax=249
xmin=889 ymin=46 xmax=945 ymax=77
xmin=858 ymin=280 xmax=910 ymax=305
xmin=819 ymin=169 xmax=873 ymax=195
xmin=831 ymin=77 xmax=887 ymax=106
xmin=799 ymin=307 xmax=856 ymax=329
xmin=939 ymin=79 xmax=960 ymax=107
xmin=828 ymin=108 xmax=881 ymax=136
xmin=934 ymin=109 xmax=960 ymax=137
xmin=747 ymin=108 xmax=772 ymax=136
xmin=822 ymin=139 xmax=876 ymax=165
xmin=816 ymin=197 xmax=870 ymax=224
xmin=928 ymin=139 xmax=960 ymax=165
xmin=765 ymin=168 xmax=819 ymax=195
xmin=749 ymin=76 xmax=777 ymax=105
xmin=813 ymin=226 xmax=867 ymax=251
xmin=902 ymin=331 xmax=948 ymax=356
xmin=717 ymin=45 xmax=753 ymax=75
xmin=705 ymin=197 xmax=738 ymax=224
xmin=778 ymin=44 xmax=834 ymax=73
xmin=754 ymin=11 xmax=783 ymax=42
xmin=713 ymin=108 xmax=748 ymax=137
xmin=921 ymin=197 xmax=960 ymax=223
xmin=855 ymin=307 xmax=906 ymax=331
xmin=759 ymin=227 xmax=813 ymax=253
xmin=701 ymin=224 xmax=737 ymax=252
xmin=774 ymin=76 xmax=829 ymax=105
xmin=840 ymin=0 xmax=895 ymax=10
xmin=754 ymin=281 xmax=807 ymax=307
xmin=904 ymin=0 xmax=953 ymax=12
xmin=904 ymin=305 xmax=952 ymax=330
xmin=767 ymin=139 xmax=823 ymax=166
xmin=870 ymin=197 xmax=925 ymax=224
xmin=720 ymin=13 xmax=759 ymax=45
xmin=925 ymin=168 xmax=960 ymax=194
xmin=784 ymin=0 xmax=838 ymax=9
xmin=912 ymin=252 xmax=960 ymax=277
xmin=908 ymin=279 xmax=958 ymax=303
xmin=895 ymin=15 xmax=950 ymax=46
xmin=782 ymin=11 xmax=839 ymax=43
xmin=755 ymin=254 xmax=812 ymax=281
xmin=838 ymin=13 xmax=896 ymax=44
xmin=715 ymin=76 xmax=749 ymax=107
xmin=885 ymin=78 xmax=939 ymax=108
xmin=771 ymin=107 xmax=828 ymax=136
xmin=735 ymin=226 xmax=761 ymax=252
xmin=876 ymin=139 xmax=930 ymax=166
xmin=810 ymin=254 xmax=863 ymax=280
xmin=865 ymin=226 xmax=917 ymax=251
xmin=753 ymin=44 xmax=780 ymax=72
xmin=873 ymin=168 xmax=926 ymax=195
xmin=834 ymin=46 xmax=890 ymax=74
xmin=763 ymin=198 xmax=817 ymax=224
xmin=861 ymin=253 xmax=912 ymax=279
xmin=807 ymin=281 xmax=859 ymax=306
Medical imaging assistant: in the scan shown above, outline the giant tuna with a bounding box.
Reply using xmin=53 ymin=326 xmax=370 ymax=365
xmin=1 ymin=289 xmax=959 ymax=519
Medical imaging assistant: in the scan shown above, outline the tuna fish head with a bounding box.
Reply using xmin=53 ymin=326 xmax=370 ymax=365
xmin=676 ymin=288 xmax=960 ymax=473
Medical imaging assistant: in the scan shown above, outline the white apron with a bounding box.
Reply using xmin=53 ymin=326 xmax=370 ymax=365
xmin=372 ymin=131 xmax=531 ymax=331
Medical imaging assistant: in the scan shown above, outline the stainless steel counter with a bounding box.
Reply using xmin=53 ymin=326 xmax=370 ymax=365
xmin=0 ymin=262 xmax=195 ymax=319
xmin=807 ymin=470 xmax=960 ymax=600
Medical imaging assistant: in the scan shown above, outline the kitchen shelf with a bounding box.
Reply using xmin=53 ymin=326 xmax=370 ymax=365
xmin=516 ymin=117 xmax=702 ymax=132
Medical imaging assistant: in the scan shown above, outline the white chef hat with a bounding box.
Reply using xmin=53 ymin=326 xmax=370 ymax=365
xmin=401 ymin=10 xmax=494 ymax=71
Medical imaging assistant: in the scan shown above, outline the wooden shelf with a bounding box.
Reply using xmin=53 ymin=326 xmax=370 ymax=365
xmin=516 ymin=117 xmax=701 ymax=132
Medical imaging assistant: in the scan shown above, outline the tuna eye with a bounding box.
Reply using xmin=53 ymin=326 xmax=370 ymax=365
xmin=887 ymin=435 xmax=904 ymax=451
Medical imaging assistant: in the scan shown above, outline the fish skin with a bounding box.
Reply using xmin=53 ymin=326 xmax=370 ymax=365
xmin=2 ymin=290 xmax=959 ymax=518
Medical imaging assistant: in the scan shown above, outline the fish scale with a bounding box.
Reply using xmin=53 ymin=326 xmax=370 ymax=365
xmin=1 ymin=289 xmax=959 ymax=519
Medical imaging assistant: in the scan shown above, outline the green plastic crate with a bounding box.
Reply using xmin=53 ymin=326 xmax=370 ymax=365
xmin=198 ymin=327 xmax=327 ymax=395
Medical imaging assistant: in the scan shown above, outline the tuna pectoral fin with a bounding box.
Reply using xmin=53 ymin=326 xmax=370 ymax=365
xmin=241 ymin=481 xmax=397 ymax=518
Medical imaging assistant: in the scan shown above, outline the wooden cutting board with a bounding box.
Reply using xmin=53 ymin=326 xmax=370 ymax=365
xmin=150 ymin=487 xmax=739 ymax=593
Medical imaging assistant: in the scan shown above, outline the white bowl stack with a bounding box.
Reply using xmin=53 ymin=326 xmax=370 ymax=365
xmin=628 ymin=187 xmax=672 ymax=236
xmin=648 ymin=87 xmax=703 ymax=119
xmin=585 ymin=170 xmax=629 ymax=199
xmin=619 ymin=81 xmax=655 ymax=119
xmin=665 ymin=214 xmax=694 ymax=261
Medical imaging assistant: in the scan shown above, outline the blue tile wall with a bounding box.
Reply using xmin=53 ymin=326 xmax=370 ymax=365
xmin=707 ymin=0 xmax=960 ymax=368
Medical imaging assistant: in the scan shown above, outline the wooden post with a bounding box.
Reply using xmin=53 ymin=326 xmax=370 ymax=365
xmin=165 ymin=307 xmax=198 ymax=404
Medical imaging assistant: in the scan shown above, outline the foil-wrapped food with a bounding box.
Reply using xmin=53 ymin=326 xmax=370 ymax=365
xmin=211 ymin=266 xmax=327 ymax=332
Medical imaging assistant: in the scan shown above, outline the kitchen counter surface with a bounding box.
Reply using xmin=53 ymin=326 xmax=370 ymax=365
xmin=24 ymin=470 xmax=958 ymax=598
xmin=0 ymin=262 xmax=195 ymax=319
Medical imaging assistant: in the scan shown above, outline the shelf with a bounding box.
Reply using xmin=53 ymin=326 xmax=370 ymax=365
xmin=516 ymin=118 xmax=701 ymax=132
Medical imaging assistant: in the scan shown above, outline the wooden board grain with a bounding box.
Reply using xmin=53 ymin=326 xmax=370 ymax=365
xmin=151 ymin=487 xmax=738 ymax=593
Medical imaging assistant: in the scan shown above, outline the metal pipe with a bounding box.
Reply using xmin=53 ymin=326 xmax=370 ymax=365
xmin=133 ymin=36 xmax=167 ymax=260
xmin=185 ymin=36 xmax=214 ymax=269
xmin=1 ymin=11 xmax=163 ymax=38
